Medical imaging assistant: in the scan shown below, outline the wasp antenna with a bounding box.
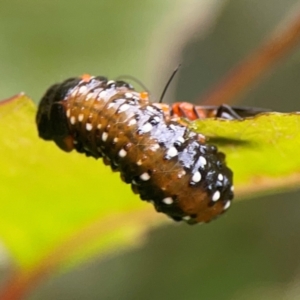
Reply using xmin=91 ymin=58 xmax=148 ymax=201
xmin=159 ymin=64 xmax=181 ymax=104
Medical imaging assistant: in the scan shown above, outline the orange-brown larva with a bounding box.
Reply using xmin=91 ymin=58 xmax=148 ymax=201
xmin=36 ymin=74 xmax=234 ymax=224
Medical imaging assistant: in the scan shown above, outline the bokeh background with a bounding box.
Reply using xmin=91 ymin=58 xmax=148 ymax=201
xmin=1 ymin=0 xmax=300 ymax=299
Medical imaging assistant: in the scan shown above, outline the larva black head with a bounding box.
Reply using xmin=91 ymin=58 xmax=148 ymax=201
xmin=36 ymin=75 xmax=110 ymax=151
xmin=36 ymin=77 xmax=81 ymax=140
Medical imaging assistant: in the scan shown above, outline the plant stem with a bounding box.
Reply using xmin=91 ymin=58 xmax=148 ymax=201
xmin=0 ymin=209 xmax=158 ymax=300
xmin=199 ymin=6 xmax=300 ymax=106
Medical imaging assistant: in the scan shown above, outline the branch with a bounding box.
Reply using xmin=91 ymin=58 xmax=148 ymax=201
xmin=199 ymin=5 xmax=300 ymax=106
xmin=0 ymin=209 xmax=157 ymax=300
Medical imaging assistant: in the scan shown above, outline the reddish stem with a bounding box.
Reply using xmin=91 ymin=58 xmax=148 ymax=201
xmin=0 ymin=209 xmax=157 ymax=300
xmin=199 ymin=8 xmax=300 ymax=106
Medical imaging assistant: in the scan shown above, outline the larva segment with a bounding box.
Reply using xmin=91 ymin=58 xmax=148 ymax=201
xmin=36 ymin=75 xmax=234 ymax=224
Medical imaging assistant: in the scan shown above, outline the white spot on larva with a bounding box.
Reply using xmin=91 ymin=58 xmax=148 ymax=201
xmin=78 ymin=114 xmax=84 ymax=122
xmin=85 ymin=93 xmax=94 ymax=101
xmin=183 ymin=216 xmax=191 ymax=221
xmin=102 ymin=132 xmax=108 ymax=142
xmin=66 ymin=109 xmax=71 ymax=118
xmin=140 ymin=172 xmax=150 ymax=181
xmin=136 ymin=159 xmax=142 ymax=166
xmin=107 ymin=102 xmax=115 ymax=109
xmin=132 ymin=179 xmax=138 ymax=185
xmin=128 ymin=119 xmax=137 ymax=126
xmin=107 ymin=80 xmax=115 ymax=85
xmin=212 ymin=191 xmax=221 ymax=202
xmin=191 ymin=171 xmax=201 ymax=183
xmin=162 ymin=197 xmax=173 ymax=205
xmin=97 ymin=124 xmax=102 ymax=129
xmin=86 ymin=123 xmax=93 ymax=131
xmin=70 ymin=116 xmax=76 ymax=125
xmin=154 ymin=116 xmax=160 ymax=122
xmin=218 ymin=174 xmax=224 ymax=181
xmin=79 ymin=86 xmax=87 ymax=94
xmin=125 ymin=92 xmax=133 ymax=99
xmin=118 ymin=103 xmax=130 ymax=113
xmin=177 ymin=170 xmax=186 ymax=178
xmin=224 ymin=201 xmax=231 ymax=210
xmin=199 ymin=156 xmax=207 ymax=167
xmin=169 ymin=124 xmax=176 ymax=130
xmin=118 ymin=149 xmax=127 ymax=158
xmin=146 ymin=106 xmax=156 ymax=112
xmin=177 ymin=136 xmax=185 ymax=144
xmin=113 ymin=137 xmax=119 ymax=143
xmin=99 ymin=90 xmax=108 ymax=99
xmin=151 ymin=144 xmax=160 ymax=151
xmin=166 ymin=147 xmax=178 ymax=158
xmin=231 ymin=185 xmax=234 ymax=192
xmin=71 ymin=89 xmax=78 ymax=97
xmin=140 ymin=123 xmax=152 ymax=133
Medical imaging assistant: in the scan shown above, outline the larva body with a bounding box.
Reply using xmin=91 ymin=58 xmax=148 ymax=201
xmin=36 ymin=75 xmax=234 ymax=224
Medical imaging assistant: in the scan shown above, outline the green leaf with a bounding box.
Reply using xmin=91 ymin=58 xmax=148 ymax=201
xmin=1 ymin=95 xmax=299 ymax=273
xmin=0 ymin=95 xmax=161 ymax=270
xmin=191 ymin=113 xmax=300 ymax=196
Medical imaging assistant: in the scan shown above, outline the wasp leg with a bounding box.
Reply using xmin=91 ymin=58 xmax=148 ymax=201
xmin=215 ymin=105 xmax=243 ymax=120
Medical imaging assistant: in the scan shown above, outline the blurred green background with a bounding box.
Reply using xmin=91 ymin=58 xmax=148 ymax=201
xmin=1 ymin=0 xmax=300 ymax=299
